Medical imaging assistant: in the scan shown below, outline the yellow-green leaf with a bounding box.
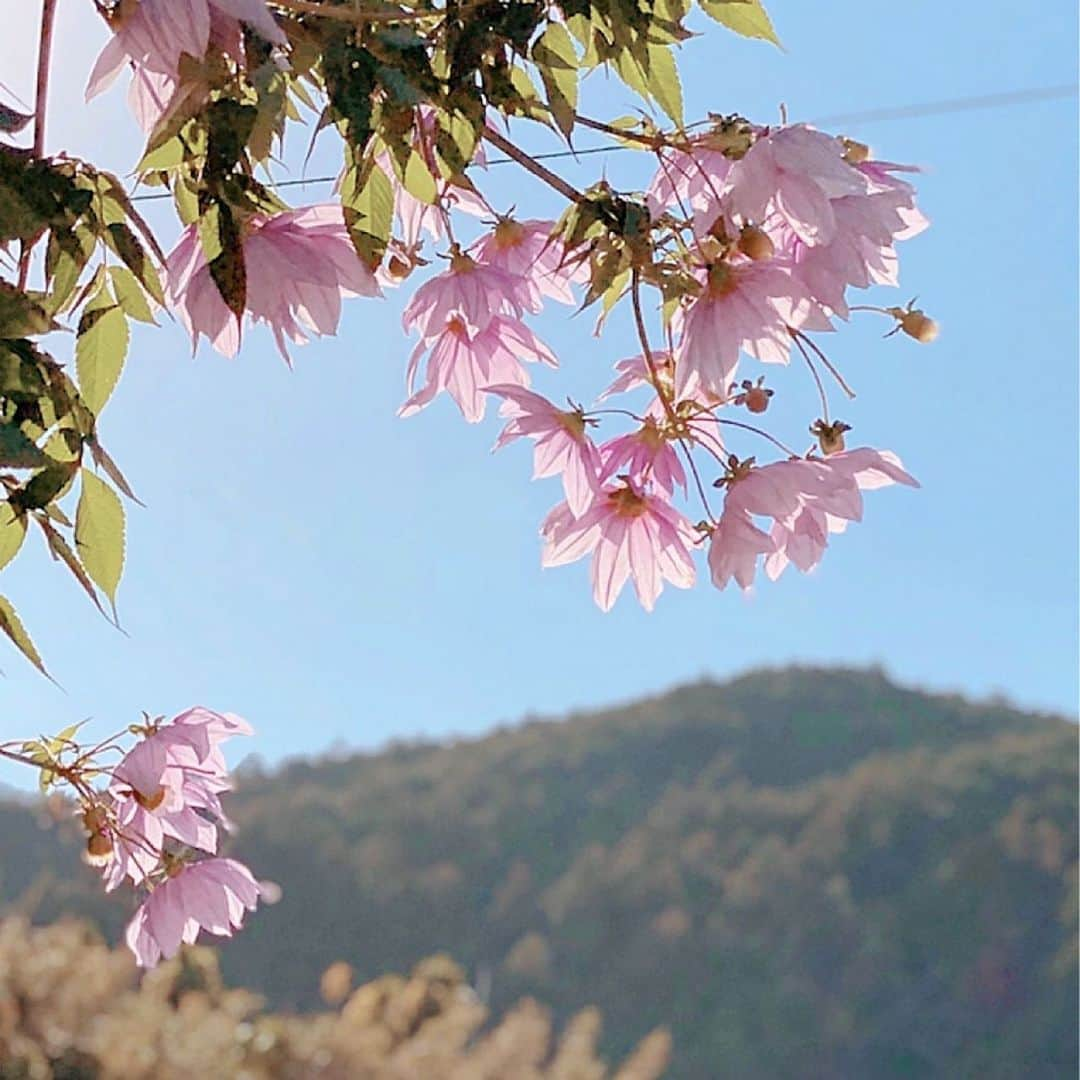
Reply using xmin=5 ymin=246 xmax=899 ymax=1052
xmin=0 ymin=593 xmax=47 ymax=675
xmin=402 ymin=151 xmax=438 ymax=205
xmin=109 ymin=266 xmax=157 ymax=324
xmin=75 ymin=469 xmax=125 ymax=613
xmin=0 ymin=503 xmax=26 ymax=572
xmin=76 ymin=303 xmax=129 ymax=416
xmin=699 ymin=0 xmax=780 ymax=46
xmin=645 ymin=44 xmax=683 ymax=126
xmin=533 ymin=23 xmax=579 ymax=139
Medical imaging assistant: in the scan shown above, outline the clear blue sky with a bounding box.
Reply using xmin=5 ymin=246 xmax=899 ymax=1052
xmin=1 ymin=1 xmax=1076 ymax=786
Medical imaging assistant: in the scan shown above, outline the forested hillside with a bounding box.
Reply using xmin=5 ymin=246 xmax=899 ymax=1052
xmin=1 ymin=668 xmax=1075 ymax=1078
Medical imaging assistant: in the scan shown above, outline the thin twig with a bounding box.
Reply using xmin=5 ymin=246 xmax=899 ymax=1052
xmin=481 ymin=125 xmax=584 ymax=204
xmin=17 ymin=0 xmax=58 ymax=290
xmin=270 ymin=0 xmax=484 ymax=23
xmin=791 ymin=328 xmax=857 ymax=400
xmin=630 ymin=271 xmax=715 ymax=522
xmin=791 ymin=331 xmax=830 ymax=424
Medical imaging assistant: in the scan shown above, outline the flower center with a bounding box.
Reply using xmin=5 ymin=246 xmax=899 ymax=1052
xmin=706 ymin=262 xmax=739 ymax=299
xmin=608 ymin=485 xmax=648 ymax=518
xmin=133 ymin=787 xmax=166 ymax=812
xmin=493 ymin=218 xmax=525 ymax=250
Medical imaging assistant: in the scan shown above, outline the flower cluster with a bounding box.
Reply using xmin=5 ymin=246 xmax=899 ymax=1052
xmin=76 ymin=707 xmax=262 ymax=968
xmin=85 ymin=10 xmax=934 ymax=618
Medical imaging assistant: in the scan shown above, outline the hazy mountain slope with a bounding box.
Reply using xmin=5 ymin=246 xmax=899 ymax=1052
xmin=1 ymin=667 xmax=1075 ymax=1078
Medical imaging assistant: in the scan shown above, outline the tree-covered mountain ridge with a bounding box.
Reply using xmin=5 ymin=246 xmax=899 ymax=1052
xmin=1 ymin=666 xmax=1076 ymax=1078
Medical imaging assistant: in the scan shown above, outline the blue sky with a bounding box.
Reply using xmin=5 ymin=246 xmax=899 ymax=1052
xmin=1 ymin=1 xmax=1076 ymax=786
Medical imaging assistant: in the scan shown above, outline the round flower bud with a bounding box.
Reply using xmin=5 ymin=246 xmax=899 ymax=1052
xmin=901 ymin=310 xmax=939 ymax=344
xmin=744 ymin=387 xmax=771 ymax=414
xmin=87 ymin=832 xmax=113 ymax=859
xmin=387 ymin=255 xmax=412 ymax=280
xmin=842 ymin=138 xmax=870 ymax=165
xmin=737 ymin=225 xmax=774 ymax=262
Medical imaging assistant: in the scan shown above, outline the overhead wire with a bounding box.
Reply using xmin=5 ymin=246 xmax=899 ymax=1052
xmin=118 ymin=83 xmax=1078 ymax=203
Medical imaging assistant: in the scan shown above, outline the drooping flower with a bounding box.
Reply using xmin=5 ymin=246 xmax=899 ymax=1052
xmin=707 ymin=456 xmax=845 ymax=591
xmin=646 ymin=143 xmax=735 ymax=235
xmin=707 ymin=508 xmax=775 ymax=591
xmin=469 ymin=218 xmax=585 ymax=310
xmin=165 ymin=204 xmax=381 ymax=362
xmin=101 ymin=708 xmax=252 ymax=891
xmin=726 ymin=125 xmax=871 ymax=246
xmin=765 ymin=448 xmax=919 ymax=579
xmin=487 ymin=385 xmax=601 ymax=516
xmin=598 ymin=420 xmax=686 ymax=497
xmin=400 ymin=316 xmax=556 ymax=423
xmin=86 ymin=0 xmax=286 ymax=132
xmin=672 ymin=260 xmax=831 ymax=396
xmin=401 ymin=249 xmax=532 ymax=341
xmin=541 ymin=481 xmax=698 ymax=611
xmin=125 ymin=857 xmax=262 ymax=968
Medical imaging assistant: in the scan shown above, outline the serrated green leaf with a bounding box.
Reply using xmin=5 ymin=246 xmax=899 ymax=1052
xmin=76 ymin=303 xmax=128 ymax=416
xmin=698 ymin=0 xmax=780 ymax=45
xmin=645 ymin=44 xmax=683 ymax=125
xmin=0 ymin=593 xmax=47 ymax=675
xmin=75 ymin=469 xmax=125 ymax=614
xmin=533 ymin=23 xmax=579 ymax=139
xmin=0 ymin=422 xmax=49 ymax=468
xmin=341 ymin=162 xmax=394 ymax=270
xmin=402 ymin=151 xmax=438 ymax=205
xmin=0 ymin=502 xmax=26 ymax=572
xmin=109 ymin=266 xmax=156 ymax=324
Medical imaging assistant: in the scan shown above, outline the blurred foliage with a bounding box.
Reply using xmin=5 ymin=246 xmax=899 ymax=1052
xmin=0 ymin=918 xmax=670 ymax=1079
xmin=0 ymin=667 xmax=1076 ymax=1077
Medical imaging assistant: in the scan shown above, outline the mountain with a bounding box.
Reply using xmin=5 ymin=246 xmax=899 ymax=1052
xmin=0 ymin=667 xmax=1075 ymax=1078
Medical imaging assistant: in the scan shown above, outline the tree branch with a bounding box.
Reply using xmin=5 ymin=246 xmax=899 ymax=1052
xmin=481 ymin=125 xmax=584 ymax=204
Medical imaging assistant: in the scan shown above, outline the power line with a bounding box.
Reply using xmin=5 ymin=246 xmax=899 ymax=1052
xmin=127 ymin=83 xmax=1078 ymax=203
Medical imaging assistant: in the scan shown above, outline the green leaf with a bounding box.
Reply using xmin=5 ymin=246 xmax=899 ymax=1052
xmin=0 ymin=593 xmax=47 ymax=675
xmin=103 ymin=222 xmax=165 ymax=305
xmin=402 ymin=151 xmax=439 ymax=205
xmin=198 ymin=196 xmax=246 ymax=320
xmin=341 ymin=162 xmax=394 ymax=270
xmin=76 ymin=303 xmax=129 ymax=416
xmin=698 ymin=0 xmax=780 ymax=45
xmin=11 ymin=463 xmax=75 ymax=512
xmin=75 ymin=469 xmax=125 ymax=614
xmin=0 ymin=422 xmax=49 ymax=468
xmin=109 ymin=266 xmax=156 ymax=324
xmin=0 ymin=502 xmax=26 ymax=572
xmin=0 ymin=282 xmax=58 ymax=338
xmin=645 ymin=44 xmax=683 ymax=126
xmin=533 ymin=23 xmax=579 ymax=139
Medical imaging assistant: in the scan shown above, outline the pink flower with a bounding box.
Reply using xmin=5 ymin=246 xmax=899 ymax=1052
xmin=125 ymin=857 xmax=261 ymax=968
xmin=86 ymin=0 xmax=285 ymax=131
xmin=726 ymin=125 xmax=871 ymax=245
xmin=707 ymin=456 xmax=845 ymax=591
xmin=102 ymin=708 xmax=252 ymax=891
xmin=400 ymin=316 xmax=556 ymax=423
xmin=487 ymin=386 xmax=601 ymax=515
xmin=646 ymin=144 xmax=734 ymax=234
xmin=541 ymin=482 xmax=698 ymax=611
xmin=765 ymin=448 xmax=918 ymax=579
xmin=599 ymin=420 xmax=686 ymax=497
xmin=469 ymin=219 xmax=585 ymax=309
xmin=707 ymin=509 xmax=775 ymax=591
xmin=165 ymin=205 xmax=380 ymax=363
xmin=401 ymin=251 xmax=532 ymax=341
xmin=673 ymin=261 xmax=831 ymax=396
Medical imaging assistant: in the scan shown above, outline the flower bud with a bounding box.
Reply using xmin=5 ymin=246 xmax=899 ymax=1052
xmin=387 ymin=255 xmax=412 ymax=280
xmin=87 ymin=831 xmax=113 ymax=859
xmin=900 ymin=309 xmax=939 ymax=344
xmin=842 ymin=138 xmax=870 ymax=165
xmin=811 ymin=419 xmax=851 ymax=456
xmin=744 ymin=387 xmax=771 ymax=414
xmin=737 ymin=225 xmax=774 ymax=262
